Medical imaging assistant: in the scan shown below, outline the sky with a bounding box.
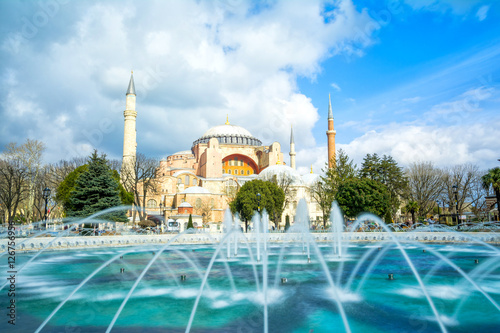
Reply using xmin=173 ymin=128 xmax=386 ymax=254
xmin=1 ymin=0 xmax=499 ymax=175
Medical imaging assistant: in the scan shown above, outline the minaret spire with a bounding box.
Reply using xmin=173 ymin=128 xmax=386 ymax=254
xmin=127 ymin=70 xmax=136 ymax=95
xmin=326 ymin=94 xmax=336 ymax=169
xmin=289 ymin=125 xmax=296 ymax=170
xmin=328 ymin=93 xmax=333 ymax=119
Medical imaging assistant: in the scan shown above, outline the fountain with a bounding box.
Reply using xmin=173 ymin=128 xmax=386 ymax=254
xmin=0 ymin=201 xmax=499 ymax=332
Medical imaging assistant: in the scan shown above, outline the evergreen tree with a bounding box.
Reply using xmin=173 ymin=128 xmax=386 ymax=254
xmin=67 ymin=151 xmax=128 ymax=222
xmin=285 ymin=215 xmax=290 ymax=230
xmin=187 ymin=214 xmax=194 ymax=229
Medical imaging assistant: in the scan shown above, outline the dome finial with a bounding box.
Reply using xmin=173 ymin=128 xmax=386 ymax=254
xmin=311 ymin=165 xmax=313 ymax=174
xmin=276 ymin=158 xmax=281 ymax=165
xmin=225 ymin=114 xmax=230 ymax=125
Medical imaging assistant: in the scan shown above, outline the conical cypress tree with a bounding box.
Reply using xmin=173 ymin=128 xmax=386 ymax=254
xmin=67 ymin=151 xmax=128 ymax=222
xmin=187 ymin=214 xmax=194 ymax=229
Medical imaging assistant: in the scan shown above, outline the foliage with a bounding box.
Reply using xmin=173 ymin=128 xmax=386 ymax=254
xmin=482 ymin=167 xmax=500 ymax=215
xmin=285 ymin=215 xmax=290 ymax=230
xmin=56 ymin=165 xmax=88 ymax=212
xmin=57 ymin=165 xmax=133 ymax=214
xmin=359 ymin=153 xmax=408 ymax=220
xmin=67 ymin=151 xmax=128 ymax=222
xmin=230 ymin=179 xmax=285 ymax=226
xmin=404 ymin=200 xmax=419 ymax=224
xmin=187 ymin=214 xmax=194 ymax=229
xmin=311 ymin=149 xmax=356 ymax=227
xmin=335 ymin=178 xmax=391 ymax=218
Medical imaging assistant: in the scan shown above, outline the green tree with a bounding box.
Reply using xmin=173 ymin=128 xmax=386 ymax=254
xmin=230 ymin=179 xmax=285 ymax=231
xmin=311 ymin=149 xmax=357 ymax=227
xmin=404 ymin=200 xmax=419 ymax=225
xmin=285 ymin=215 xmax=290 ymax=230
xmin=67 ymin=151 xmax=128 ymax=222
xmin=186 ymin=214 xmax=194 ymax=229
xmin=482 ymin=167 xmax=500 ymax=217
xmin=57 ymin=165 xmax=132 ymax=215
xmin=335 ymin=178 xmax=391 ymax=219
xmin=359 ymin=153 xmax=408 ymax=222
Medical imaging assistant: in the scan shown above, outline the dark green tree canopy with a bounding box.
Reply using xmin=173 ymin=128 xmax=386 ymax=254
xmin=230 ymin=179 xmax=285 ymax=222
xmin=359 ymin=153 xmax=408 ymax=221
xmin=57 ymin=164 xmax=133 ymax=215
xmin=335 ymin=177 xmax=391 ymax=219
xmin=67 ymin=151 xmax=128 ymax=222
xmin=187 ymin=214 xmax=194 ymax=229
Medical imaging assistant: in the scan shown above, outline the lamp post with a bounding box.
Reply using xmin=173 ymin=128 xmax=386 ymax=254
xmin=436 ymin=200 xmax=441 ymax=224
xmin=159 ymin=202 xmax=163 ymax=215
xmin=42 ymin=187 xmax=51 ymax=230
xmin=452 ymin=185 xmax=459 ymax=226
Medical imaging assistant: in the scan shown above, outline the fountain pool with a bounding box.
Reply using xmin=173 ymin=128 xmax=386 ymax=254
xmin=1 ymin=239 xmax=499 ymax=332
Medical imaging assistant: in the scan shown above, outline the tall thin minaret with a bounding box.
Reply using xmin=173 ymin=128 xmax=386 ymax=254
xmin=326 ymin=94 xmax=336 ymax=169
xmin=289 ymin=125 xmax=296 ymax=169
xmin=122 ymin=71 xmax=137 ymax=181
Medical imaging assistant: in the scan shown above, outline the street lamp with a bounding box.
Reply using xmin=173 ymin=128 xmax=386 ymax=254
xmin=159 ymin=202 xmax=163 ymax=215
xmin=436 ymin=200 xmax=441 ymax=223
xmin=42 ymin=187 xmax=51 ymax=229
xmin=452 ymin=185 xmax=459 ymax=226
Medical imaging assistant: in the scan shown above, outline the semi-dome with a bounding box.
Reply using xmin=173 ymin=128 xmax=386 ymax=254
xmin=302 ymin=173 xmax=320 ymax=186
xmin=258 ymin=165 xmax=304 ymax=185
xmin=192 ymin=122 xmax=262 ymax=147
xmin=180 ymin=186 xmax=211 ymax=194
xmin=179 ymin=202 xmax=193 ymax=208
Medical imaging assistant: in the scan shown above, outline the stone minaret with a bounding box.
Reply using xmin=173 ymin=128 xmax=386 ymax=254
xmin=326 ymin=94 xmax=336 ymax=169
xmin=122 ymin=71 xmax=137 ymax=181
xmin=289 ymin=125 xmax=296 ymax=169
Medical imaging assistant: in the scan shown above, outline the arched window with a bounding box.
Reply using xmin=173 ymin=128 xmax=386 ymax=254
xmin=195 ymin=198 xmax=202 ymax=208
xmin=192 ymin=178 xmax=197 ymax=186
xmin=234 ymin=170 xmax=238 ymax=175
xmin=147 ymin=199 xmax=157 ymax=208
xmin=185 ymin=175 xmax=189 ymax=184
xmin=228 ymin=170 xmax=232 ymax=174
xmin=177 ymin=178 xmax=182 ymax=184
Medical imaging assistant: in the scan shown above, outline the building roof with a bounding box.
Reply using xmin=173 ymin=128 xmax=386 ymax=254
xmin=180 ymin=186 xmax=211 ymax=194
xmin=302 ymin=173 xmax=320 ymax=186
xmin=192 ymin=122 xmax=262 ymax=147
xmin=258 ymin=165 xmax=304 ymax=185
xmin=173 ymin=170 xmax=197 ymax=178
xmin=172 ymin=150 xmax=193 ymax=156
xmin=127 ymin=71 xmax=136 ymax=95
xmin=328 ymin=93 xmax=333 ymax=120
xmin=179 ymin=202 xmax=193 ymax=208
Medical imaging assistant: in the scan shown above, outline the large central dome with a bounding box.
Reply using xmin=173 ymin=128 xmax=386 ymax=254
xmin=192 ymin=122 xmax=262 ymax=147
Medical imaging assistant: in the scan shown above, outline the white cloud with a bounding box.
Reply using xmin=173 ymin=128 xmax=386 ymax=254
xmin=0 ymin=0 xmax=380 ymax=163
xmin=330 ymin=82 xmax=341 ymax=91
xmin=339 ymin=120 xmax=500 ymax=169
xmin=402 ymin=96 xmax=421 ymax=103
xmin=476 ymin=5 xmax=490 ymax=21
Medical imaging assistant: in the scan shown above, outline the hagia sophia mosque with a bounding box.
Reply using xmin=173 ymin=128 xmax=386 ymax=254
xmin=121 ymin=72 xmax=336 ymax=230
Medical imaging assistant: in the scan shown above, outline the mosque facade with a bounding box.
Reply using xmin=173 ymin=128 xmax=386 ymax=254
xmin=121 ymin=73 xmax=336 ymax=230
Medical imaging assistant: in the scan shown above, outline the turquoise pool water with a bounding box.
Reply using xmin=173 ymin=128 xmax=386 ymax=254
xmin=1 ymin=242 xmax=499 ymax=332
